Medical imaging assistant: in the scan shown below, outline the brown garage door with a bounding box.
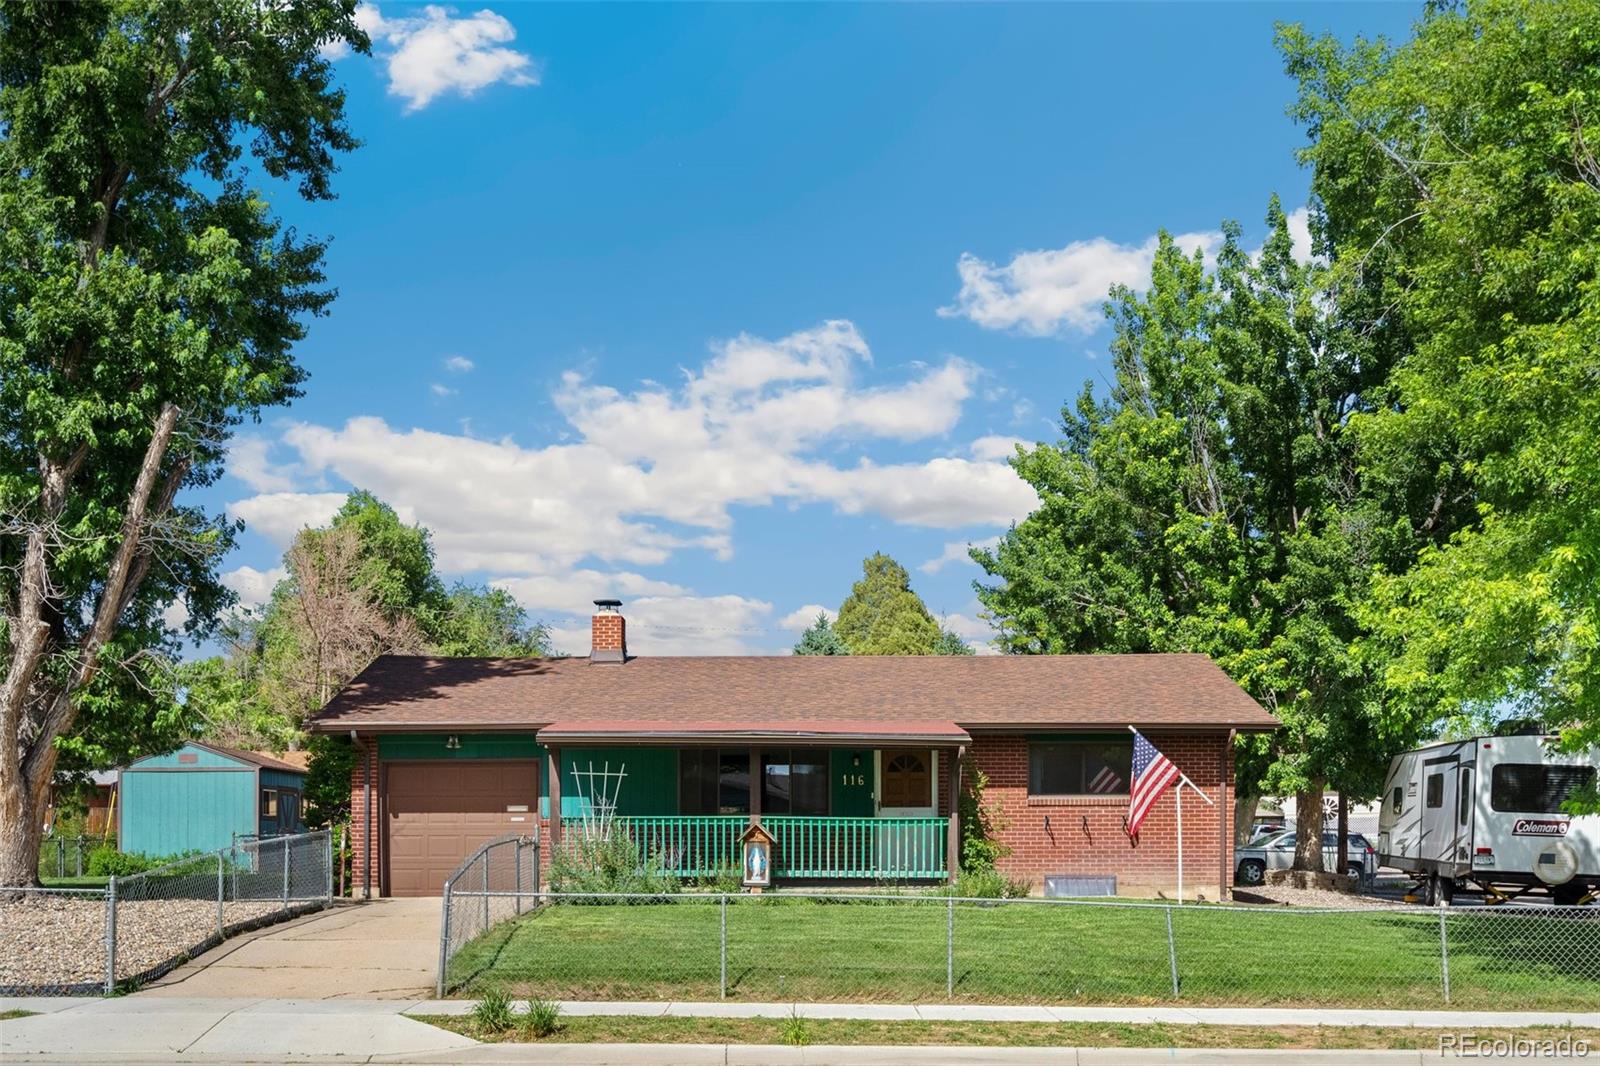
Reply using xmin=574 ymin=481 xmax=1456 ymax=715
xmin=385 ymin=760 xmax=538 ymax=897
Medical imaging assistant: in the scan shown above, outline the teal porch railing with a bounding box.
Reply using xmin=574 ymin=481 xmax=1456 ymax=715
xmin=558 ymin=815 xmax=948 ymax=880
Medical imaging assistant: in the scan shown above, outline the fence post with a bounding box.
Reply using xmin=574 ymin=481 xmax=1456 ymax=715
xmin=437 ymin=881 xmax=452 ymax=998
xmin=217 ymin=850 xmax=225 ymax=938
xmin=76 ymin=835 xmax=84 ymax=877
xmin=281 ymin=837 xmax=290 ymax=912
xmin=719 ymin=893 xmax=728 ymax=1000
xmin=514 ymin=839 xmax=524 ymax=916
xmin=1439 ymin=910 xmax=1451 ymax=1004
xmin=481 ymin=853 xmax=490 ymax=929
xmin=946 ymin=896 xmax=955 ymax=998
xmin=56 ymin=837 xmax=65 ymax=879
xmin=1165 ymin=906 xmax=1180 ymax=998
xmin=104 ymin=875 xmax=117 ymax=994
xmin=326 ymin=830 xmax=334 ymax=904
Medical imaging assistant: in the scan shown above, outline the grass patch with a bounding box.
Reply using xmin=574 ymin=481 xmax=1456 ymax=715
xmin=445 ymin=897 xmax=1600 ymax=1009
xmin=37 ymin=876 xmax=108 ymax=889
xmin=0 ymin=1010 xmax=38 ymax=1021
xmin=415 ymin=1015 xmax=1600 ymax=1049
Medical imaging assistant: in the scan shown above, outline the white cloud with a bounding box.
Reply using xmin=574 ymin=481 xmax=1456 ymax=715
xmin=228 ymin=437 xmax=298 ymax=493
xmin=941 ymin=230 xmax=1223 ymax=336
xmin=444 ymin=355 xmax=475 ymax=373
xmin=544 ymin=593 xmax=775 ymax=657
xmin=919 ymin=536 xmax=1001 ymax=574
xmin=1286 ymin=206 xmax=1314 ymax=265
xmin=357 ymin=3 xmax=539 ymax=113
xmin=968 ymin=435 xmax=1024 ymax=463
xmin=227 ymin=492 xmax=347 ymax=545
xmin=227 ymin=321 xmax=1037 ymax=656
xmin=221 ymin=566 xmax=288 ymax=611
xmin=162 ymin=597 xmax=190 ymax=632
xmin=430 ymin=382 xmax=456 ymax=397
xmin=939 ymin=611 xmax=998 ymax=655
xmin=779 ymin=604 xmax=836 ymax=631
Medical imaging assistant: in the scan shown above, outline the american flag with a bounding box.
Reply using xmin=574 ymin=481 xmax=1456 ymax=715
xmin=1127 ymin=729 xmax=1180 ymax=839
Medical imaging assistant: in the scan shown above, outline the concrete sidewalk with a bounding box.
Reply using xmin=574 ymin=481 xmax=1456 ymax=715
xmin=2 ymin=995 xmax=1596 ymax=1064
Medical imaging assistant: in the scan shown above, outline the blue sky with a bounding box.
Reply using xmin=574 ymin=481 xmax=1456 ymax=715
xmin=205 ymin=2 xmax=1418 ymax=656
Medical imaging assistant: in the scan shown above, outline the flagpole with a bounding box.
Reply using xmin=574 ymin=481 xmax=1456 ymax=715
xmin=1128 ymin=727 xmax=1215 ymax=906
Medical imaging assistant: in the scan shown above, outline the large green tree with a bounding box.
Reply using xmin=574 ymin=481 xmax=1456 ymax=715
xmin=1282 ymin=0 xmax=1600 ymax=790
xmin=835 ymin=553 xmax=970 ymax=656
xmin=977 ymin=204 xmax=1427 ymax=868
xmin=0 ymin=0 xmax=366 ymax=885
xmin=793 ymin=613 xmax=849 ymax=656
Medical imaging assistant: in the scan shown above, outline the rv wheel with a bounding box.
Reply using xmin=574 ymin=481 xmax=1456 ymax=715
xmin=1552 ymin=883 xmax=1587 ymax=907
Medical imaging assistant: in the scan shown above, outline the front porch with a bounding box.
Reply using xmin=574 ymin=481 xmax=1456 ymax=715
xmin=561 ymin=814 xmax=951 ymax=880
xmin=539 ymin=718 xmax=972 ymax=884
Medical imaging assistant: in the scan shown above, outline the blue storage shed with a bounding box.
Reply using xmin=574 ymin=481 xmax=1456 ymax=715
xmin=118 ymin=742 xmax=308 ymax=856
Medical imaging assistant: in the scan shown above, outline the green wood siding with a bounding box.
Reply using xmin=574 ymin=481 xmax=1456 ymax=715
xmin=559 ymin=747 xmax=679 ymax=818
xmin=378 ymin=733 xmax=542 ymax=761
xmin=120 ymin=767 xmax=255 ymax=856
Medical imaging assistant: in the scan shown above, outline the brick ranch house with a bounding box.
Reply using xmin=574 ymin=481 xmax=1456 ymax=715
xmin=310 ymin=601 xmax=1278 ymax=899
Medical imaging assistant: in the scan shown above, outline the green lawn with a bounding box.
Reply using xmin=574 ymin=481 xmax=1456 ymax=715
xmin=447 ymin=897 xmax=1600 ymax=1009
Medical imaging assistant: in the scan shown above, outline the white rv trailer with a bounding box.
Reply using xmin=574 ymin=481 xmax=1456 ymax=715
xmin=1377 ymin=734 xmax=1598 ymax=905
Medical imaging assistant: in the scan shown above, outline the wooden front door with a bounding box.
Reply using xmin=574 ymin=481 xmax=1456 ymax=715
xmin=879 ymin=749 xmax=933 ymax=812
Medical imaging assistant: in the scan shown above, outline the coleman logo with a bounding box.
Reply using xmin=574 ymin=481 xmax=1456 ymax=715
xmin=1512 ymin=819 xmax=1569 ymax=836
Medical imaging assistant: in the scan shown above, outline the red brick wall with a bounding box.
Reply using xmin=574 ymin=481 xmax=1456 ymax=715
xmin=348 ymin=739 xmax=381 ymax=896
xmin=971 ymin=731 xmax=1234 ymax=900
xmin=591 ymin=613 xmax=625 ymax=654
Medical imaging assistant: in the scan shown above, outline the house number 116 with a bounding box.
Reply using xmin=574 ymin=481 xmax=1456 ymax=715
xmin=841 ymin=773 xmax=866 ymax=787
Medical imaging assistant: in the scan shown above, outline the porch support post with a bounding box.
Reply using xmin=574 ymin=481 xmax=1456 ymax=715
xmin=947 ymin=745 xmax=964 ymax=884
xmin=748 ymin=747 xmax=761 ymax=825
xmin=548 ymin=746 xmax=563 ymax=844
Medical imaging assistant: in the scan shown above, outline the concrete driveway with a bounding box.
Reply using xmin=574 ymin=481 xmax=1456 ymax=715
xmin=141 ymin=897 xmax=440 ymax=999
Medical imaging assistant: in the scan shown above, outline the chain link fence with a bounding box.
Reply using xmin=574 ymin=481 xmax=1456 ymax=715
xmin=1 ymin=830 xmax=332 ymax=996
xmin=438 ymin=834 xmax=541 ymax=996
xmin=37 ymin=835 xmax=103 ymax=881
xmin=440 ymin=892 xmax=1600 ymax=1009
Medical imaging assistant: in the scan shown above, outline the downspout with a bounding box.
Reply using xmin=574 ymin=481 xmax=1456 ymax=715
xmin=1221 ymin=729 xmax=1235 ymax=902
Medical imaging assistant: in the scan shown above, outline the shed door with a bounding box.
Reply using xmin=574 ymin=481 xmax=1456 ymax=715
xmin=385 ymin=760 xmax=537 ymax=897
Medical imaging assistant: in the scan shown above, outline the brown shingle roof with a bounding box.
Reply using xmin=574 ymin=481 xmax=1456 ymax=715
xmin=308 ymin=654 xmax=1277 ymax=735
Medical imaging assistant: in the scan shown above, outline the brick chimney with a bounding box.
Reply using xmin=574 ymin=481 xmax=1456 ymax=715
xmin=590 ymin=599 xmax=626 ymax=663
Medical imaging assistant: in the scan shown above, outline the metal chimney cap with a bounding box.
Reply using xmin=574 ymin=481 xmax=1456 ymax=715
xmin=593 ymin=598 xmax=623 ymax=610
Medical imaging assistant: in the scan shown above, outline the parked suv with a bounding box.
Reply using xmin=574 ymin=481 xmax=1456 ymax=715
xmin=1235 ymin=830 xmax=1377 ymax=887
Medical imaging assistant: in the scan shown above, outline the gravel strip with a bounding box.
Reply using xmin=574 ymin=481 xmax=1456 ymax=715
xmin=1233 ymin=884 xmax=1399 ymax=909
xmin=0 ymin=894 xmax=314 ymax=989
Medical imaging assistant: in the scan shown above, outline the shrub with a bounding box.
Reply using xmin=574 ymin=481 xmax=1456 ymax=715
xmin=549 ymin=832 xmax=679 ymax=897
xmin=85 ymin=847 xmax=201 ymax=877
xmin=952 ymin=868 xmax=1031 ymax=899
xmin=958 ymin=766 xmax=1011 ymax=873
xmin=687 ymin=867 xmax=742 ymax=894
xmin=779 ymin=1009 xmax=810 ymax=1047
xmin=521 ymin=997 xmax=561 ymax=1038
xmin=471 ymin=986 xmax=515 ymax=1034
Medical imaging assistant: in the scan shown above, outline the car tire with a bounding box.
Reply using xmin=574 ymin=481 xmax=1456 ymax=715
xmin=1237 ymin=859 xmax=1266 ymax=886
xmin=1345 ymin=864 xmax=1364 ymax=881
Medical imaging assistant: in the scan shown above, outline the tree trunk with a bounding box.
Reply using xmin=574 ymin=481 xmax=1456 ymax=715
xmin=1234 ymin=791 xmax=1260 ymax=845
xmin=0 ymin=770 xmax=45 ymax=888
xmin=1337 ymin=794 xmax=1350 ymax=877
xmin=1292 ymin=782 xmax=1326 ymax=872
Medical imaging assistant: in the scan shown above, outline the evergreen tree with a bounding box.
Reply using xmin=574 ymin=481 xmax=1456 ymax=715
xmin=793 ymin=613 xmax=849 ymax=655
xmin=835 ymin=553 xmax=942 ymax=655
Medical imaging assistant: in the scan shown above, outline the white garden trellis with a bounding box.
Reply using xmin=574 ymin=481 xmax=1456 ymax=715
xmin=568 ymin=760 xmax=627 ymax=840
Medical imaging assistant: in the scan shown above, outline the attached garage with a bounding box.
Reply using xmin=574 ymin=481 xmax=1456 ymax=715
xmin=384 ymin=760 xmax=538 ymax=897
